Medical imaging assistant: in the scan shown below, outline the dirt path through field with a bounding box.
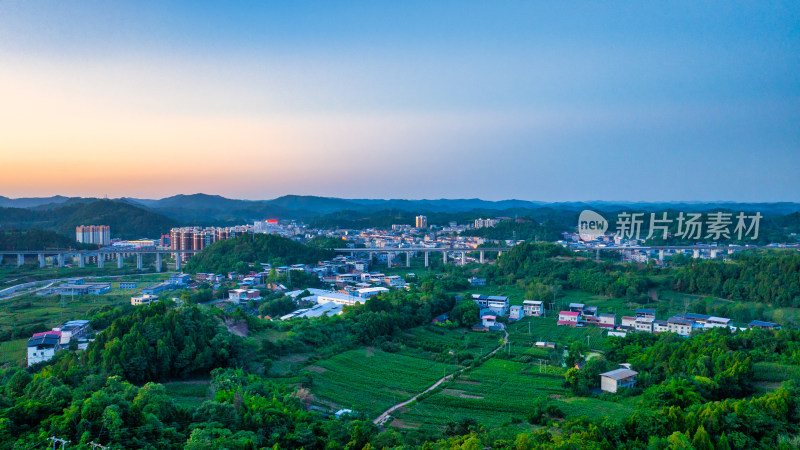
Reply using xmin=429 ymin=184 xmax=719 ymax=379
xmin=373 ymin=327 xmax=509 ymax=426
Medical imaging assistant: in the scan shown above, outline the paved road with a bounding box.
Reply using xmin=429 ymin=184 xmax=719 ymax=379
xmin=373 ymin=326 xmax=509 ymax=426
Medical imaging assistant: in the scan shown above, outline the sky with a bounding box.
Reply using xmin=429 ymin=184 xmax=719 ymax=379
xmin=0 ymin=1 xmax=798 ymax=202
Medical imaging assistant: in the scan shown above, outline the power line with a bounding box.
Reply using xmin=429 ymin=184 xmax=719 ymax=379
xmin=48 ymin=436 xmax=70 ymax=450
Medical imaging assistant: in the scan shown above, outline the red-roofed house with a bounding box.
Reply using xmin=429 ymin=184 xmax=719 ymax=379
xmin=558 ymin=311 xmax=580 ymax=327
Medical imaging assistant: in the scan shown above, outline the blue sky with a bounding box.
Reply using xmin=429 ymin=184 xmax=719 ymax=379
xmin=0 ymin=1 xmax=798 ymax=201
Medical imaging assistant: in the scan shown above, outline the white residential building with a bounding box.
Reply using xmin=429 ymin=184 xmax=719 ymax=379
xmin=131 ymin=294 xmax=160 ymax=306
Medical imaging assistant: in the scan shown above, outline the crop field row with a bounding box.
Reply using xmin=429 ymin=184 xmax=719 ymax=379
xmin=401 ymin=325 xmax=504 ymax=358
xmin=395 ymin=358 xmax=636 ymax=430
xmin=308 ymin=348 xmax=458 ymax=416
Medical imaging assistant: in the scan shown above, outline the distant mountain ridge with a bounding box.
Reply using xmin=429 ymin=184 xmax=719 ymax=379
xmin=3 ymin=194 xmax=800 ymax=224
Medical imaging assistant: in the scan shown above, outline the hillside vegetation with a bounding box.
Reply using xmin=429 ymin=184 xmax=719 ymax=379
xmin=0 ymin=229 xmax=97 ymax=251
xmin=0 ymin=199 xmax=179 ymax=240
xmin=184 ymin=234 xmax=335 ymax=274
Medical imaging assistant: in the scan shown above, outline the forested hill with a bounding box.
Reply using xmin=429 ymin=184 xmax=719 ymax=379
xmin=184 ymin=234 xmax=335 ymax=274
xmin=671 ymin=250 xmax=800 ymax=306
xmin=0 ymin=199 xmax=179 ymax=240
xmin=0 ymin=230 xmax=98 ymax=251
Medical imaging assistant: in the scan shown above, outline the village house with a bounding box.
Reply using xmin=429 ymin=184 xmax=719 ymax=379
xmin=523 ymin=300 xmax=544 ymax=316
xmin=668 ymin=317 xmax=693 ymax=336
xmin=131 ymin=294 xmax=160 ymax=306
xmin=468 ymin=277 xmax=487 ymax=287
xmin=599 ymin=368 xmax=638 ymax=393
xmin=557 ymin=311 xmax=580 ymax=327
xmin=597 ymin=313 xmax=616 ymax=328
xmin=653 ymin=320 xmax=669 ymax=333
xmin=472 ymin=295 xmax=509 ymax=316
xmin=228 ymin=289 xmax=262 ymax=304
xmin=749 ymin=320 xmax=781 ymax=330
xmin=634 ymin=317 xmax=654 ymax=333
xmin=27 ymin=331 xmax=61 ymax=367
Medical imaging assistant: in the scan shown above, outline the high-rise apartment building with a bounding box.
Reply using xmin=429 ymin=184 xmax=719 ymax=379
xmin=76 ymin=225 xmax=111 ymax=245
xmin=415 ymin=215 xmax=428 ymax=229
xmin=474 ymin=218 xmax=498 ymax=229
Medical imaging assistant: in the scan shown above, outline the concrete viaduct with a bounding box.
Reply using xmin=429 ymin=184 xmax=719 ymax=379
xmin=0 ymin=249 xmax=199 ymax=272
xmin=0 ymin=244 xmax=765 ymax=272
xmin=565 ymin=244 xmax=757 ymax=262
xmin=333 ymin=247 xmax=512 ymax=267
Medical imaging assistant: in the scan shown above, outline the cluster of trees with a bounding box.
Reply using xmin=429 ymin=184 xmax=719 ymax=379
xmin=482 ymin=242 xmax=656 ymax=302
xmin=84 ymin=302 xmax=256 ymax=383
xmin=184 ymin=234 xmax=334 ymax=275
xmin=671 ymin=251 xmax=800 ymax=306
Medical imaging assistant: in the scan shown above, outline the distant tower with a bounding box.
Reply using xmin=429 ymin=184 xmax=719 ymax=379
xmin=415 ymin=215 xmax=428 ymax=229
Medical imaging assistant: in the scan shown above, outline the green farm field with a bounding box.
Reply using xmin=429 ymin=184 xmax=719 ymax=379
xmin=307 ymin=347 xmax=459 ymax=417
xmin=394 ymin=358 xmax=637 ymax=430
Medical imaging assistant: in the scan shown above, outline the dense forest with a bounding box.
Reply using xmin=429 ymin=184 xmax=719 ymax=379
xmin=481 ymin=242 xmax=656 ymax=302
xmin=184 ymin=235 xmax=335 ymax=274
xmin=670 ymin=251 xmax=800 ymax=307
xmin=0 ymin=200 xmax=179 ymax=241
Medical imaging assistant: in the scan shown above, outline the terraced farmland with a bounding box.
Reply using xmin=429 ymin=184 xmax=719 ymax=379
xmin=308 ymin=348 xmax=459 ymax=417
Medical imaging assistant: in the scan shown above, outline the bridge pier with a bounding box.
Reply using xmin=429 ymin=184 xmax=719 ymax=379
xmin=17 ymin=254 xmax=24 ymax=267
xmin=39 ymin=253 xmax=45 ymax=268
xmin=117 ymin=253 xmax=123 ymax=269
xmin=406 ymin=251 xmax=411 ymax=267
xmin=387 ymin=252 xmax=392 ymax=268
xmin=424 ymin=251 xmax=429 ymax=267
xmin=98 ymin=254 xmax=104 ymax=268
xmin=461 ymin=252 xmax=466 ymax=265
xmin=480 ymin=250 xmax=484 ymax=264
xmin=443 ymin=251 xmax=447 ymax=265
xmin=710 ymin=249 xmax=717 ymax=259
xmin=175 ymin=254 xmax=181 ymax=271
xmin=658 ymin=249 xmax=664 ymax=263
xmin=78 ymin=254 xmax=85 ymax=268
xmin=136 ymin=254 xmax=143 ymax=270
xmin=156 ymin=253 xmax=162 ymax=272
xmin=692 ymin=249 xmax=700 ymax=259
xmin=498 ymin=251 xmax=502 ymax=257
xmin=58 ymin=254 xmax=65 ymax=267
xmin=596 ymin=249 xmax=600 ymax=260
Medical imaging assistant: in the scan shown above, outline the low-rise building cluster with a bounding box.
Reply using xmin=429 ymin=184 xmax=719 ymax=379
xmin=27 ymin=320 xmax=91 ymax=367
xmin=557 ymin=304 xmax=780 ymax=336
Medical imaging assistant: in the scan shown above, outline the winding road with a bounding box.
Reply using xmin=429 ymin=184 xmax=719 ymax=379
xmin=373 ymin=327 xmax=510 ymax=426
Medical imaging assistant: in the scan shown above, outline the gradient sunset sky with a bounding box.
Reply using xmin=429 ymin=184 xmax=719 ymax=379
xmin=1 ymin=1 xmax=798 ymax=201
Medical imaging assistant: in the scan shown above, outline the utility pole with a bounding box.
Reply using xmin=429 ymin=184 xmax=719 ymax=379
xmin=48 ymin=437 xmax=70 ymax=449
xmin=89 ymin=442 xmax=108 ymax=450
